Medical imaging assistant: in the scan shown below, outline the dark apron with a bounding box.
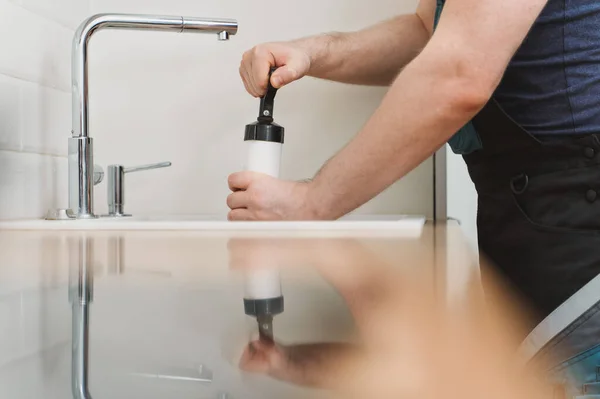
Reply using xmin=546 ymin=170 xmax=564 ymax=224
xmin=463 ymin=98 xmax=600 ymax=326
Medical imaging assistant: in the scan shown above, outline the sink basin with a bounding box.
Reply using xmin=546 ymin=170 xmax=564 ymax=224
xmin=0 ymin=213 xmax=426 ymax=236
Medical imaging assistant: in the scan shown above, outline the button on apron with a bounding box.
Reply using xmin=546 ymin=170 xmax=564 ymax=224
xmin=585 ymin=147 xmax=596 ymax=159
xmin=586 ymin=189 xmax=598 ymax=203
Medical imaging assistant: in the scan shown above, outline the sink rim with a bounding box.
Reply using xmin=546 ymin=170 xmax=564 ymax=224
xmin=0 ymin=213 xmax=426 ymax=236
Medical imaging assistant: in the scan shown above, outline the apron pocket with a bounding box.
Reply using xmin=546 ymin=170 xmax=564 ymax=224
xmin=510 ymin=165 xmax=600 ymax=232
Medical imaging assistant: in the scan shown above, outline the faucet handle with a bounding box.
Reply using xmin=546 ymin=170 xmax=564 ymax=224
xmin=93 ymin=164 xmax=104 ymax=185
xmin=123 ymin=161 xmax=172 ymax=174
xmin=106 ymin=161 xmax=172 ymax=217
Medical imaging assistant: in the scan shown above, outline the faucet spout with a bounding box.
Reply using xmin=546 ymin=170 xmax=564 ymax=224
xmin=72 ymin=14 xmax=237 ymax=140
xmin=68 ymin=14 xmax=238 ymax=218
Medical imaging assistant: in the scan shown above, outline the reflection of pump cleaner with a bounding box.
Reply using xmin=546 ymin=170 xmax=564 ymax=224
xmin=242 ymin=67 xmax=285 ymax=342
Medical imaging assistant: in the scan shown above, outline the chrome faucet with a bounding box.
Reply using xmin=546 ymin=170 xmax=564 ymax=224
xmin=53 ymin=13 xmax=238 ymax=220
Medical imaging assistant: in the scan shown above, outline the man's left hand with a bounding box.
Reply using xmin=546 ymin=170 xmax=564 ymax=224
xmin=227 ymin=171 xmax=321 ymax=221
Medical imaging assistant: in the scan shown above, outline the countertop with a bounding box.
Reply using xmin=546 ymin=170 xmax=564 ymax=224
xmin=0 ymin=213 xmax=426 ymax=233
xmin=0 ymin=220 xmax=481 ymax=399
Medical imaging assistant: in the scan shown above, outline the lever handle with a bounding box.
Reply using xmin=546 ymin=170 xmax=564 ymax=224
xmin=258 ymin=67 xmax=278 ymax=123
xmin=123 ymin=161 xmax=172 ymax=174
xmin=93 ymin=164 xmax=104 ymax=185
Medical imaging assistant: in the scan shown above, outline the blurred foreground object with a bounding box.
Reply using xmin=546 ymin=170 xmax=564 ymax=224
xmin=520 ymin=273 xmax=600 ymax=399
xmin=228 ymin=235 xmax=553 ymax=399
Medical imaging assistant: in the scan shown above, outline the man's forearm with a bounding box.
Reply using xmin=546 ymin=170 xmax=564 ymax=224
xmin=293 ymin=14 xmax=431 ymax=86
xmin=306 ymin=51 xmax=491 ymax=219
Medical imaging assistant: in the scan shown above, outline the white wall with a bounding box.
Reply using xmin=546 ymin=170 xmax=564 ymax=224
xmin=445 ymin=145 xmax=478 ymax=251
xmin=0 ymin=0 xmax=85 ymax=219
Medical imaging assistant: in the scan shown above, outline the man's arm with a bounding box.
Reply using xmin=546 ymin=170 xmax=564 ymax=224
xmin=240 ymin=0 xmax=435 ymax=95
xmin=305 ymin=0 xmax=549 ymax=219
xmin=297 ymin=1 xmax=435 ymax=86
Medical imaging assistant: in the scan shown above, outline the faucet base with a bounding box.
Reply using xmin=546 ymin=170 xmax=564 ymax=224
xmin=45 ymin=208 xmax=77 ymax=220
xmin=99 ymin=213 xmax=132 ymax=218
xmin=69 ymin=137 xmax=96 ymax=219
xmin=44 ymin=208 xmax=100 ymax=220
xmin=77 ymin=213 xmax=99 ymax=220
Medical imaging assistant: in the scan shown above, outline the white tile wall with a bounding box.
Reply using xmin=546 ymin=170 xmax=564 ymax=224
xmin=21 ymin=80 xmax=71 ymax=156
xmin=0 ymin=74 xmax=22 ymax=152
xmin=20 ymin=0 xmax=90 ymax=30
xmin=0 ymin=0 xmax=78 ymax=220
xmin=0 ymin=0 xmax=72 ymax=91
xmin=0 ymin=151 xmax=67 ymax=219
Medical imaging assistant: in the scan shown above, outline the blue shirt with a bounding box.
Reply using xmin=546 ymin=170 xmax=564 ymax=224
xmin=496 ymin=1 xmax=600 ymax=138
xmin=435 ymin=0 xmax=600 ymax=153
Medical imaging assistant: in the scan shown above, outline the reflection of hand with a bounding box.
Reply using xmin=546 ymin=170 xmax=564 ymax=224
xmin=227 ymin=237 xmax=548 ymax=399
xmin=239 ymin=339 xmax=287 ymax=376
xmin=239 ymin=339 xmax=363 ymax=389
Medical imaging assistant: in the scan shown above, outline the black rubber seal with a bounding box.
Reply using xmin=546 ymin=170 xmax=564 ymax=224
xmin=244 ymin=123 xmax=284 ymax=144
xmin=244 ymin=296 xmax=284 ymax=317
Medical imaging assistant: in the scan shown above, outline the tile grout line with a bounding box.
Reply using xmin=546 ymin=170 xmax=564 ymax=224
xmin=9 ymin=0 xmax=78 ymax=33
xmin=17 ymin=81 xmax=24 ymax=152
xmin=0 ymin=70 xmax=71 ymax=95
xmin=1 ymin=0 xmax=76 ymax=93
xmin=0 ymin=148 xmax=67 ymax=160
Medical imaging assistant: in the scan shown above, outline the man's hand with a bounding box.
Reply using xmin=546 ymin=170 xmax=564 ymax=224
xmin=226 ymin=172 xmax=321 ymax=221
xmin=239 ymin=339 xmax=289 ymax=376
xmin=240 ymin=42 xmax=312 ymax=97
xmin=239 ymin=8 xmax=434 ymax=96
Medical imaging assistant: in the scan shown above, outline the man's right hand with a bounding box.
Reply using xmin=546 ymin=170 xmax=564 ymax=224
xmin=239 ymin=42 xmax=312 ymax=97
xmin=238 ymin=6 xmax=436 ymax=93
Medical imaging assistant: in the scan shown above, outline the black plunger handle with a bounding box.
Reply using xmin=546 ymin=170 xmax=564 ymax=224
xmin=258 ymin=67 xmax=278 ymax=123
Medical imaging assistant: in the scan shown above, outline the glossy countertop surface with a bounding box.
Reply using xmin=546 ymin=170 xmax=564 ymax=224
xmin=0 ymin=213 xmax=426 ymax=233
xmin=0 ymin=221 xmax=483 ymax=399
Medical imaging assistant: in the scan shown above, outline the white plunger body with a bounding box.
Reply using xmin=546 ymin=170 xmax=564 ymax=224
xmin=245 ymin=140 xmax=282 ymax=179
xmin=242 ymin=139 xmax=283 ymax=301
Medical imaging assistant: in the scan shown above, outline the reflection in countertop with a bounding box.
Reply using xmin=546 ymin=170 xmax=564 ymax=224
xmin=0 ymin=222 xmax=486 ymax=399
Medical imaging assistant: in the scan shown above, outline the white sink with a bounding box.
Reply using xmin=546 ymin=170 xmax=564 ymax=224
xmin=0 ymin=213 xmax=426 ymax=236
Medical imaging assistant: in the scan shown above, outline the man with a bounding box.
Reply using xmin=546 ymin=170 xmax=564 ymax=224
xmin=227 ymin=0 xmax=600 ymax=325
